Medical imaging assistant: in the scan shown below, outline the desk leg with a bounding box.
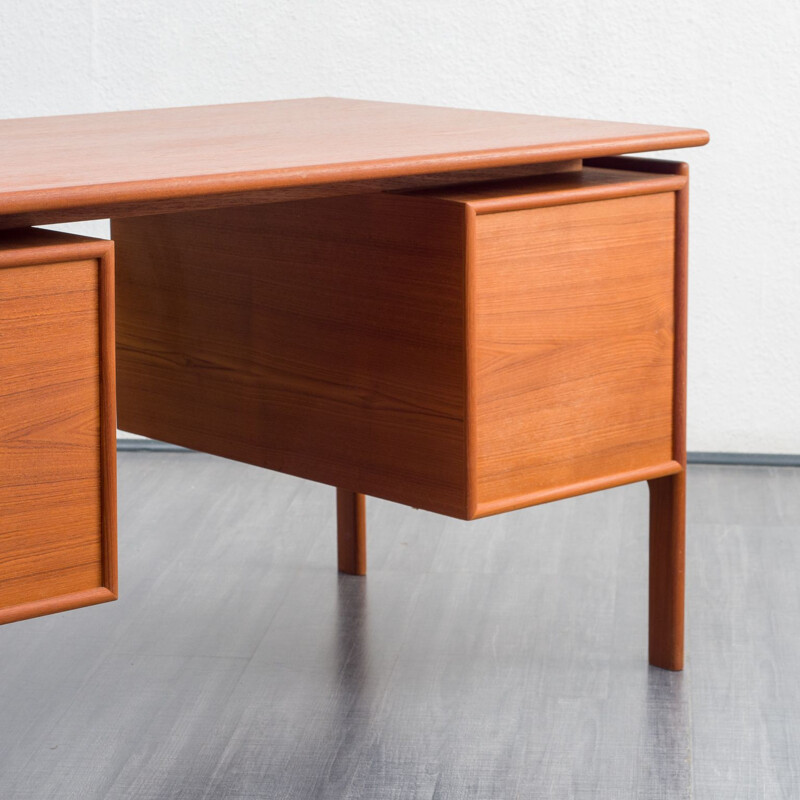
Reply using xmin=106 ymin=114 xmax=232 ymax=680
xmin=648 ymin=472 xmax=685 ymax=670
xmin=337 ymin=489 xmax=367 ymax=575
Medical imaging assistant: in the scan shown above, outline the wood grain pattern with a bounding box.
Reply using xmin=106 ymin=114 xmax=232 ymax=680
xmin=469 ymin=192 xmax=677 ymax=515
xmin=0 ymin=228 xmax=116 ymax=625
xmin=0 ymin=98 xmax=707 ymax=226
xmin=113 ymin=193 xmax=469 ymax=517
xmin=337 ymin=490 xmax=367 ymax=576
xmin=586 ymin=157 xmax=690 ymax=465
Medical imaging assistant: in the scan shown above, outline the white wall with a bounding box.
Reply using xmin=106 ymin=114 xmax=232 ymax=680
xmin=1 ymin=0 xmax=798 ymax=454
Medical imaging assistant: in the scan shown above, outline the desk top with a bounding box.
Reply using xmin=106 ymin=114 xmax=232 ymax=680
xmin=0 ymin=97 xmax=707 ymax=225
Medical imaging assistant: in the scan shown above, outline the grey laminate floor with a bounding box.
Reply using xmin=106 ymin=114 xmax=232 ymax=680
xmin=1 ymin=454 xmax=799 ymax=799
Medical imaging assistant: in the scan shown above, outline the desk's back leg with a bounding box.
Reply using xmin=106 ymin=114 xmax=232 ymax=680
xmin=648 ymin=472 xmax=685 ymax=670
xmin=337 ymin=489 xmax=367 ymax=575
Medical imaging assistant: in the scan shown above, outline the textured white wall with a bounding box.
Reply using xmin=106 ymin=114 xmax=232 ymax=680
xmin=1 ymin=0 xmax=798 ymax=454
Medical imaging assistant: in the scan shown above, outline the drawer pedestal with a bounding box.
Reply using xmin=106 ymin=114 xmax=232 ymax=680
xmin=113 ymin=157 xmax=688 ymax=668
xmin=0 ymin=229 xmax=117 ymax=624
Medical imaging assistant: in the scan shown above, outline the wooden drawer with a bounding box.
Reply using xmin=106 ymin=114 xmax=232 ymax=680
xmin=0 ymin=229 xmax=116 ymax=624
xmin=113 ymin=160 xmax=683 ymax=519
xmin=453 ymin=181 xmax=678 ymax=515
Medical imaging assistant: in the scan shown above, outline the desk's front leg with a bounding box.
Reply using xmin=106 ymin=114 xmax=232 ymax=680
xmin=648 ymin=472 xmax=686 ymax=671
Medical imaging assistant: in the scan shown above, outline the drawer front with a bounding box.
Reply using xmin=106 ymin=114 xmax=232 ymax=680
xmin=472 ymin=192 xmax=676 ymax=514
xmin=0 ymin=232 xmax=116 ymax=624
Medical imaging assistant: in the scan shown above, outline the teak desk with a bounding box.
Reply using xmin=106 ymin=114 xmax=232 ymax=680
xmin=0 ymin=98 xmax=708 ymax=670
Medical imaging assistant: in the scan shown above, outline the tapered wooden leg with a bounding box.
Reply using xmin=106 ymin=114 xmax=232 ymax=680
xmin=648 ymin=472 xmax=686 ymax=670
xmin=337 ymin=489 xmax=366 ymax=575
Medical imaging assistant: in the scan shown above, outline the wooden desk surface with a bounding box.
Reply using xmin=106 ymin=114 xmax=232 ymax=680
xmin=0 ymin=97 xmax=707 ymax=226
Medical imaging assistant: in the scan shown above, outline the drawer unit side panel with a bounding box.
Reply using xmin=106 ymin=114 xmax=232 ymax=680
xmin=113 ymin=194 xmax=471 ymax=517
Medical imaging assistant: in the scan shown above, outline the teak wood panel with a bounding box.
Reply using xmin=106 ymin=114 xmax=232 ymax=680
xmin=0 ymin=98 xmax=707 ymax=227
xmin=113 ymin=194 xmax=469 ymax=517
xmin=469 ymin=193 xmax=676 ymax=515
xmin=0 ymin=229 xmax=117 ymax=624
